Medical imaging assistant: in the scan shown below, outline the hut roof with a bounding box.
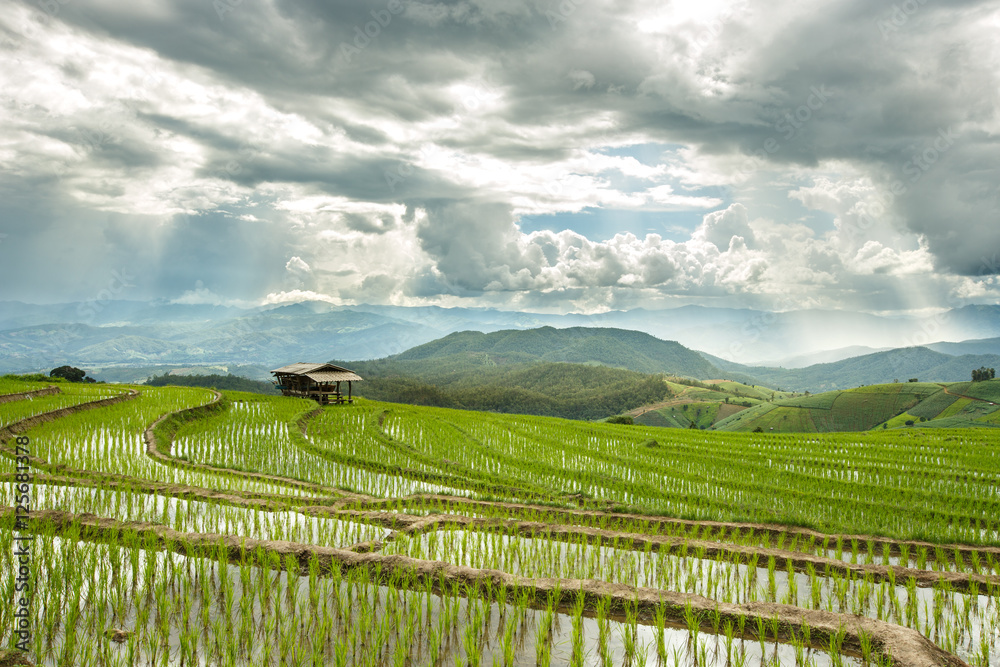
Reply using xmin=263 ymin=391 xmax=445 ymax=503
xmin=271 ymin=362 xmax=363 ymax=382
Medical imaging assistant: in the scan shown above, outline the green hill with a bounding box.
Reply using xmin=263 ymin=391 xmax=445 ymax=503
xmin=354 ymin=362 xmax=668 ymax=420
xmin=713 ymin=380 xmax=1000 ymax=432
xmin=700 ymin=346 xmax=1000 ymax=393
xmin=389 ymin=326 xmax=723 ymax=378
xmin=336 ymin=327 xmax=730 ymax=420
xmin=144 ymin=373 xmax=280 ymax=395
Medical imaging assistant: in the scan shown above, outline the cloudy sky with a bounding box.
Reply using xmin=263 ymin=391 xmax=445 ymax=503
xmin=1 ymin=0 xmax=998 ymax=315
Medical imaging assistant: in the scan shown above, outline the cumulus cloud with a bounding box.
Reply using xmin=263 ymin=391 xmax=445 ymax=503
xmin=285 ymin=256 xmax=311 ymax=274
xmin=692 ymin=203 xmax=756 ymax=251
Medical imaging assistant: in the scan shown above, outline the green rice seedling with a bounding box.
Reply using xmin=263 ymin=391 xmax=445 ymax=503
xmin=654 ymin=602 xmax=668 ymax=662
xmin=723 ymin=619 xmax=736 ymax=665
xmin=858 ymin=628 xmax=874 ymax=665
xmin=623 ymin=603 xmax=639 ymax=665
xmin=755 ymin=615 xmax=768 ymax=657
xmin=766 ymin=556 xmax=778 ymax=602
xmin=501 ymin=614 xmax=517 ymax=666
xmin=792 ymin=635 xmax=806 ymax=666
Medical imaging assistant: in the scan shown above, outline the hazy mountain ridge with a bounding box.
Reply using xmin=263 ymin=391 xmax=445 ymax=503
xmin=1 ymin=300 xmax=998 ymax=385
xmin=700 ymin=347 xmax=1000 ymax=393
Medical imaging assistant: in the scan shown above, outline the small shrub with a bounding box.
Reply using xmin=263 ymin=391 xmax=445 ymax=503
xmin=606 ymin=415 xmax=634 ymax=425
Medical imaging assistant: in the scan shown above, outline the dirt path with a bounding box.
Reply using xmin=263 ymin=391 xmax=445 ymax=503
xmin=347 ymin=494 xmax=1000 ymax=565
xmin=940 ymin=384 xmax=997 ymax=404
xmin=9 ymin=470 xmax=996 ymax=587
xmin=1 ymin=507 xmax=970 ymax=667
xmin=0 ymin=472 xmax=343 ymax=509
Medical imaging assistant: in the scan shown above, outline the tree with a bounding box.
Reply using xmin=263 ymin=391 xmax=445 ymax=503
xmin=50 ymin=366 xmax=93 ymax=383
xmin=972 ymin=366 xmax=996 ymax=382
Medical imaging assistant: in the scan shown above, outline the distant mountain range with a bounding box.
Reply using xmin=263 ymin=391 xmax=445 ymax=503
xmin=346 ymin=327 xmax=1000 ymax=395
xmin=1 ymin=299 xmax=998 ymax=392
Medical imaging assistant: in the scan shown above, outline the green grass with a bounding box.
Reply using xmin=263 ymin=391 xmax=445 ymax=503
xmin=775 ymin=392 xmax=839 ymax=410
xmin=708 ymin=380 xmax=791 ymax=401
xmin=880 ymin=412 xmax=923 ymax=429
xmin=718 ymin=384 xmax=953 ymax=432
xmin=939 ymin=397 xmax=973 ymax=418
xmin=751 ymin=406 xmax=818 ymax=432
xmin=810 ymin=389 xmax=923 ymax=431
xmin=674 ymin=402 xmax=720 ymax=429
xmin=908 ymin=389 xmax=961 ymax=419
xmin=0 ymin=377 xmax=54 ymax=395
xmin=634 ymin=409 xmax=686 ymax=428
xmin=962 ymin=379 xmax=1000 ymax=402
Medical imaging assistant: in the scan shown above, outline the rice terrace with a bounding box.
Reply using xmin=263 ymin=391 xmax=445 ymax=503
xmin=2 ymin=371 xmax=1000 ymax=666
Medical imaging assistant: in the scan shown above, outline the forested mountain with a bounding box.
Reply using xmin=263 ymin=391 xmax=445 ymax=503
xmin=335 ymin=327 xmax=724 ymax=419
xmin=384 ymin=326 xmax=721 ymax=378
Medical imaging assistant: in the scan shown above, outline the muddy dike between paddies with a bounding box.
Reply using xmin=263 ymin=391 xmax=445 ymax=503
xmin=1 ymin=507 xmax=969 ymax=667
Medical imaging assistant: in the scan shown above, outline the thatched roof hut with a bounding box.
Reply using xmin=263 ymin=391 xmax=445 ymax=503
xmin=271 ymin=362 xmax=362 ymax=405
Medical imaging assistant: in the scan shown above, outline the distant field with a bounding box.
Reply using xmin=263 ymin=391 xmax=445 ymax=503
xmin=908 ymin=390 xmax=961 ymax=419
xmin=705 ymin=380 xmax=792 ymax=401
xmin=775 ymin=392 xmax=838 ymax=410
xmin=714 ymin=380 xmax=1000 ymax=433
xmin=963 ymin=381 xmax=1000 ymax=402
